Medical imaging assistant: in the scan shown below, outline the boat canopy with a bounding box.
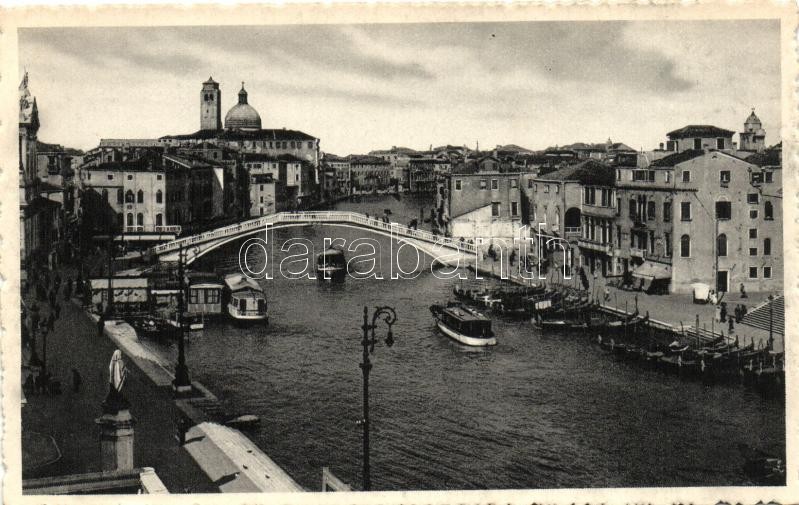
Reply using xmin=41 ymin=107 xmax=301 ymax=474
xmin=224 ymin=273 xmax=262 ymax=293
xmin=631 ymin=261 xmax=671 ymax=280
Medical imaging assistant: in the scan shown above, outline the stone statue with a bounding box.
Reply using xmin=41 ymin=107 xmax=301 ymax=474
xmin=102 ymin=349 xmax=130 ymax=414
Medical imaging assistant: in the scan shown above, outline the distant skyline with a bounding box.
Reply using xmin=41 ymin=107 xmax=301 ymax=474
xmin=19 ymin=20 xmax=780 ymax=155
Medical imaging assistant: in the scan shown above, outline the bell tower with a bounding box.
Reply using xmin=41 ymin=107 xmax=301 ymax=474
xmin=200 ymin=77 xmax=222 ymax=131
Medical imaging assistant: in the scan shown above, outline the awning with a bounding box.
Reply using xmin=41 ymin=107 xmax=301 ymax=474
xmin=631 ymin=261 xmax=671 ymax=280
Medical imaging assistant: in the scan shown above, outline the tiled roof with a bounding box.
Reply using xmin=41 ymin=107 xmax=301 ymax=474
xmin=348 ymin=155 xmax=390 ymax=165
xmin=161 ymin=128 xmax=317 ymax=142
xmin=743 ymin=149 xmax=782 ymax=167
xmin=650 ymin=149 xmax=706 ymax=167
xmin=666 ymin=125 xmax=734 ymax=139
xmin=536 ymin=159 xmax=614 ymax=185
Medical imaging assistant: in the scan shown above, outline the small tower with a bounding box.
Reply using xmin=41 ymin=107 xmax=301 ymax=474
xmin=200 ymin=77 xmax=222 ymax=131
xmin=739 ymin=108 xmax=766 ymax=152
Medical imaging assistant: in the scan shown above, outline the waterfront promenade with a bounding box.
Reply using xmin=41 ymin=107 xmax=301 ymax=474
xmin=21 ymin=286 xmax=217 ymax=492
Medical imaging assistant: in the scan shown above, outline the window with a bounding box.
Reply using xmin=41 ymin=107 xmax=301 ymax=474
xmin=125 ymin=190 xmax=134 ymax=203
xmin=717 ymin=234 xmax=727 ymax=257
xmin=764 ymin=238 xmax=771 ymax=256
xmin=136 ymin=190 xmax=144 ymax=203
xmin=157 ymin=174 xmax=162 ymax=180
xmin=108 ymin=174 xmax=114 ymax=181
xmin=665 ymin=171 xmax=671 ymax=183
xmin=749 ymin=267 xmax=758 ymax=279
xmin=156 ymin=190 xmax=163 ymax=203
xmin=715 ymin=201 xmax=731 ymax=220
xmin=189 ymin=289 xmax=199 ymax=304
xmin=308 ymin=142 xmax=314 ymax=149
xmin=764 ymin=266 xmax=772 ymax=279
xmin=533 ymin=183 xmax=538 ymax=192
xmin=749 ymin=228 xmax=758 ymax=239
xmin=491 ymin=179 xmax=498 ymax=190
xmin=126 ymin=213 xmax=133 ymax=227
xmin=156 ymin=213 xmax=163 ymax=226
xmin=617 ymin=225 xmax=622 ymax=248
xmin=747 ymin=193 xmax=759 ymax=204
xmin=137 ymin=213 xmax=144 ymax=226
xmin=682 ymin=170 xmax=691 ymax=183
xmin=750 ymin=209 xmax=759 ymax=219
xmin=751 ymin=172 xmax=764 ymax=184
xmin=663 ymin=201 xmax=671 ymax=222
xmin=720 ymin=170 xmax=730 ymax=185
xmin=88 ymin=173 xmax=92 ymax=180
xmin=749 ymin=247 xmax=758 ymax=256
xmin=510 ymin=179 xmax=518 ymax=188
xmin=647 ymin=201 xmax=656 ymax=220
xmin=693 ymin=138 xmax=702 ymax=150
xmin=764 ymin=201 xmax=774 ymax=220
xmin=616 ymin=198 xmax=621 ymax=216
xmin=116 ymin=189 xmax=124 ymax=204
xmin=528 ymin=179 xmax=533 ymax=189
xmin=665 ymin=232 xmax=671 ymax=257
xmin=765 ymin=171 xmax=773 ymax=183
xmin=207 ymin=289 xmax=220 ymax=304
xmin=629 ymin=199 xmax=636 ymax=219
xmin=680 ymin=202 xmax=691 ymax=221
xmin=290 ymin=141 xmax=295 ymax=149
xmin=544 ymin=185 xmax=550 ymax=193
xmin=491 ymin=202 xmax=501 ymax=217
xmin=511 ymin=201 xmax=518 ymax=217
xmin=127 ymin=174 xmax=133 ymax=181
xmin=555 ymin=185 xmax=560 ymax=194
xmin=479 ymin=179 xmax=487 ymax=190
xmin=716 ymin=138 xmax=725 ymax=149
xmin=680 ymin=234 xmax=690 ymax=257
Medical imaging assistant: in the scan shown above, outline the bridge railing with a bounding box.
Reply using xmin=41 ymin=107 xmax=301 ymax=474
xmin=151 ymin=211 xmax=477 ymax=256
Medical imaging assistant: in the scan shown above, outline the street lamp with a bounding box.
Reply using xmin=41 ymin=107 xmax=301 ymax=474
xmin=173 ymin=245 xmax=191 ymax=395
xmin=358 ymin=305 xmax=397 ymax=491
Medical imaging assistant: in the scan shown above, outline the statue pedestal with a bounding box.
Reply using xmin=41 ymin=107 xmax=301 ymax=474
xmin=95 ymin=408 xmax=135 ymax=472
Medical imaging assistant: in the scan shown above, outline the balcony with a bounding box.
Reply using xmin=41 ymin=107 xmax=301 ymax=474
xmin=578 ymin=239 xmax=613 ymax=255
xmin=630 ymin=247 xmax=646 ymax=259
xmin=124 ymin=225 xmax=182 ymax=235
xmin=564 ymin=227 xmax=581 ymax=238
xmin=581 ymin=204 xmax=615 ymax=219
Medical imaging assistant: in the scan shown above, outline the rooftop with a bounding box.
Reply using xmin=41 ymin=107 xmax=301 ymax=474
xmin=161 ymin=128 xmax=317 ymax=142
xmin=650 ymin=149 xmax=706 ymax=167
xmin=666 ymin=125 xmax=734 ymax=139
xmin=535 ymin=159 xmax=614 ymax=185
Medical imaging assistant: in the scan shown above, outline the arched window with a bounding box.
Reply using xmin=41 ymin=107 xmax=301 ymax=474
xmin=156 ymin=190 xmax=163 ymax=204
xmin=137 ymin=190 xmax=144 ymax=203
xmin=116 ymin=188 xmax=123 ymax=204
xmin=717 ymin=234 xmax=727 ymax=257
xmin=125 ymin=190 xmax=134 ymax=203
xmin=765 ymin=201 xmax=774 ymax=220
xmin=680 ymin=234 xmax=691 ymax=257
xmin=137 ymin=213 xmax=144 ymax=226
xmin=156 ymin=213 xmax=163 ymax=226
xmin=126 ymin=213 xmax=133 ymax=227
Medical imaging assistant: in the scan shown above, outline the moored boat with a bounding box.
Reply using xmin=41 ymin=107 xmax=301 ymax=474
xmin=430 ymin=303 xmax=497 ymax=346
xmin=316 ymin=247 xmax=347 ymax=281
xmin=224 ymin=273 xmax=268 ymax=323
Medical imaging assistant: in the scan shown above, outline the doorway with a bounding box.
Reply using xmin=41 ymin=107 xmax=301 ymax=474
xmin=716 ymin=270 xmax=728 ymax=293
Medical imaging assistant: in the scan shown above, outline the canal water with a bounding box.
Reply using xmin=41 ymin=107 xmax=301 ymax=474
xmin=160 ymin=194 xmax=783 ymax=490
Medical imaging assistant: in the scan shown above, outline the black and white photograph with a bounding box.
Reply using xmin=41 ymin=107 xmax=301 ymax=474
xmin=4 ymin=5 xmax=795 ymax=501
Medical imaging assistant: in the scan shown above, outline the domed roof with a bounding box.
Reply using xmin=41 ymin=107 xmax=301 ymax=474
xmin=224 ymin=83 xmax=261 ymax=131
xmin=745 ymin=108 xmax=761 ymax=127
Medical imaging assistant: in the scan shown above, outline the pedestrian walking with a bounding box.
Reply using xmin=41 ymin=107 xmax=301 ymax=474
xmin=728 ymin=316 xmax=734 ymax=334
xmin=714 ymin=304 xmax=721 ymax=323
xmin=71 ymin=368 xmax=82 ymax=393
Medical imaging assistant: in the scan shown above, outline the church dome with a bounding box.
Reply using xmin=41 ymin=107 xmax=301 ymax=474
xmin=224 ymin=83 xmax=261 ymax=131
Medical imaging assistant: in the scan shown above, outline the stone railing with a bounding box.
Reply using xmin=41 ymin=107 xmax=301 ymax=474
xmin=151 ymin=211 xmax=476 ymax=257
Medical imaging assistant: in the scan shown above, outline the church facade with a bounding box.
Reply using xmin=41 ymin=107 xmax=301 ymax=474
xmin=160 ymin=78 xmax=321 ymax=206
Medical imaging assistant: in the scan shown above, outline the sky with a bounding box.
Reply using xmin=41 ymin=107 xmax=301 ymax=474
xmin=19 ymin=20 xmax=781 ymax=155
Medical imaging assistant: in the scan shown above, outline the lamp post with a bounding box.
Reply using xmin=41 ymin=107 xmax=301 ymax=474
xmin=768 ymin=294 xmax=774 ymax=351
xmin=173 ymin=245 xmax=191 ymax=395
xmin=358 ymin=305 xmax=397 ymax=491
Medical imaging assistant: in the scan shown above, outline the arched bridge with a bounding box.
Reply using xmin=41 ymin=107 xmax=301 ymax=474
xmin=150 ymin=211 xmax=478 ymax=266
